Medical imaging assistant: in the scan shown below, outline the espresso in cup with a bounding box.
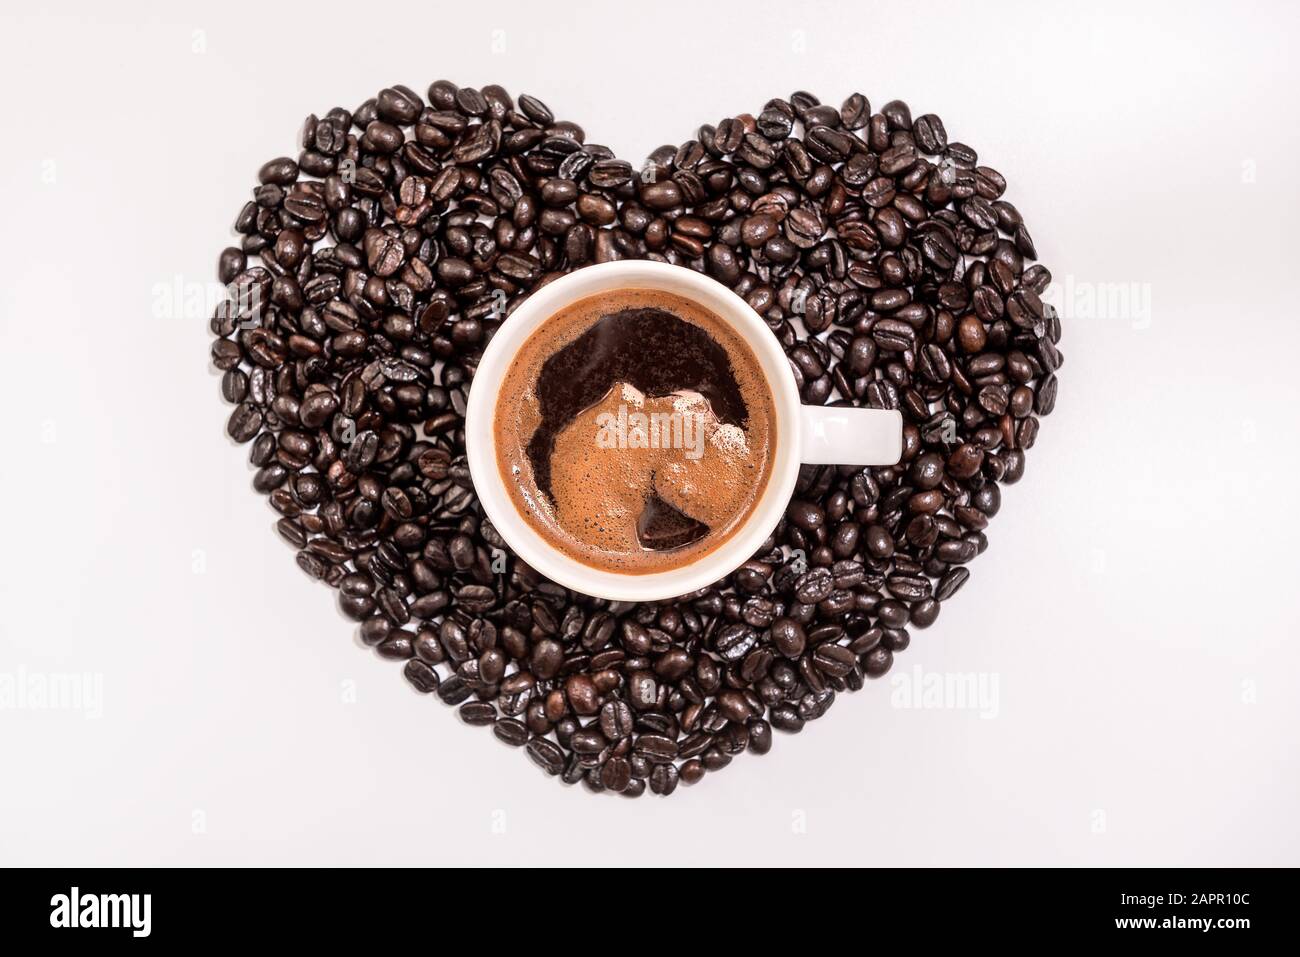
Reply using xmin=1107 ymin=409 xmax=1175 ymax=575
xmin=493 ymin=288 xmax=777 ymax=574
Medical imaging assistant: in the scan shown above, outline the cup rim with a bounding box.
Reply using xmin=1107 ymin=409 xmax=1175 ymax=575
xmin=465 ymin=260 xmax=800 ymax=602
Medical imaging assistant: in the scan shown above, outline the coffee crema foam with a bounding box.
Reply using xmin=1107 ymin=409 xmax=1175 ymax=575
xmin=494 ymin=288 xmax=775 ymax=574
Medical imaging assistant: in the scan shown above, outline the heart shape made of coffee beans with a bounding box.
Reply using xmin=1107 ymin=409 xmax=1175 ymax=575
xmin=211 ymin=81 xmax=1061 ymax=797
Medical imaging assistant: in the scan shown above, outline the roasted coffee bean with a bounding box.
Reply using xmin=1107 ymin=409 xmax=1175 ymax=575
xmin=715 ymin=623 xmax=758 ymax=662
xmin=628 ymin=670 xmax=659 ymax=710
xmin=649 ymin=762 xmax=679 ymax=795
xmin=865 ymin=524 xmax=895 ymax=559
xmin=715 ymin=690 xmax=753 ymax=723
xmin=937 ymin=539 xmax=978 ymax=564
xmin=212 ymin=82 xmax=1057 ymax=797
xmin=601 ymin=757 xmax=632 ymax=791
xmin=494 ymin=718 xmax=530 ymax=747
xmin=862 ymin=646 xmax=893 ymax=678
xmin=887 ymin=574 xmax=932 ymax=602
xmin=1036 ymin=373 xmax=1058 ymax=415
xmin=936 ymin=567 xmax=971 ymax=601
xmin=403 ymin=659 xmax=440 ymax=694
xmin=226 ymin=403 xmax=263 ymax=442
xmin=770 ymin=704 xmax=805 ymax=733
xmin=770 ymin=617 xmax=807 ymax=658
xmin=460 ymin=701 xmax=496 ymax=725
xmin=565 ymin=674 xmax=600 ymax=715
xmin=786 ymin=499 xmax=824 ymax=532
xmin=437 ymin=675 xmax=472 ymax=705
xmin=563 ymin=725 xmax=600 ymax=754
xmin=812 ymin=643 xmax=856 ymax=678
xmin=910 ymin=599 xmax=940 ymax=628
xmin=600 ymin=700 xmax=634 ymax=740
xmin=526 ymin=737 xmax=565 ymax=775
xmin=794 ymin=567 xmax=834 ymax=604
xmin=635 ymin=734 xmax=678 ymax=763
xmin=947 ymin=443 xmax=984 ymax=479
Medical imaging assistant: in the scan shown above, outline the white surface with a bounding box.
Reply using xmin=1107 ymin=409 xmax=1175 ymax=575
xmin=2 ymin=0 xmax=1298 ymax=867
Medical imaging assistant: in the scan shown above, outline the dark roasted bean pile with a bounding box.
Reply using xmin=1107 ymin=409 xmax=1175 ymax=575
xmin=211 ymin=82 xmax=1061 ymax=796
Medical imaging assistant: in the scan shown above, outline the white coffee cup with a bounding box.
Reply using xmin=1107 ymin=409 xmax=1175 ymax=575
xmin=465 ymin=260 xmax=902 ymax=602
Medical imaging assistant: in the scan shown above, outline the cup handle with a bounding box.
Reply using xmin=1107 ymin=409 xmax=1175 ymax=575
xmin=799 ymin=406 xmax=903 ymax=465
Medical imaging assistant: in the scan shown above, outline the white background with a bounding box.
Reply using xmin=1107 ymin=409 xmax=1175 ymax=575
xmin=2 ymin=1 xmax=1298 ymax=867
